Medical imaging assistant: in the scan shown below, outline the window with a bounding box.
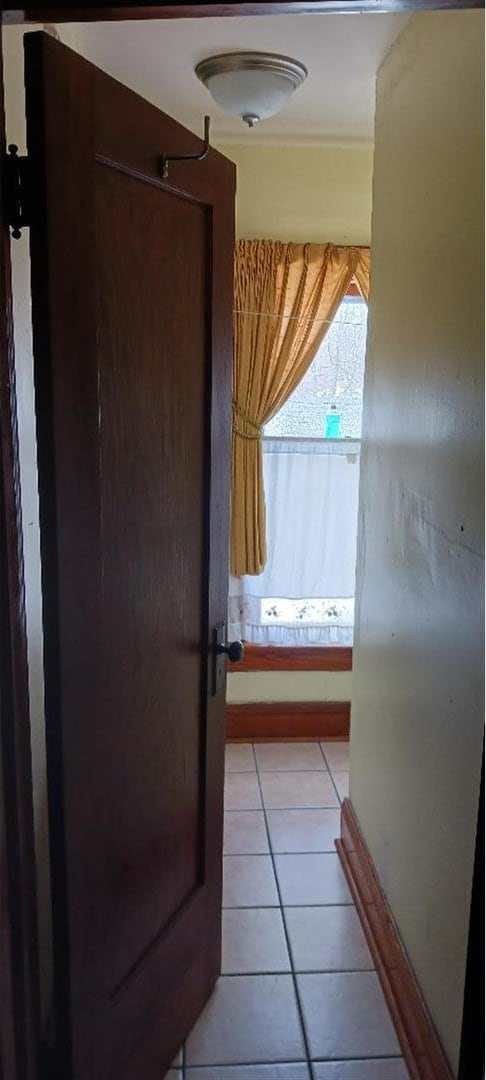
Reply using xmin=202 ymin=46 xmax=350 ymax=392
xmin=264 ymin=295 xmax=367 ymax=440
xmin=229 ymin=291 xmax=368 ymax=648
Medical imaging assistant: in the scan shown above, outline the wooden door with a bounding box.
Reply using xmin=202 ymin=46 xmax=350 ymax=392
xmin=24 ymin=31 xmax=235 ymax=1080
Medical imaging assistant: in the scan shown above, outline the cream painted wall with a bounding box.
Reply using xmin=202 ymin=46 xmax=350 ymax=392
xmin=218 ymin=143 xmax=373 ymax=245
xmin=350 ymin=11 xmax=484 ymax=1074
xmin=228 ymin=670 xmax=352 ymax=704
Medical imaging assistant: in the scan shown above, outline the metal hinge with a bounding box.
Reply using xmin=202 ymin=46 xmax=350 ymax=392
xmin=3 ymin=144 xmax=32 ymax=239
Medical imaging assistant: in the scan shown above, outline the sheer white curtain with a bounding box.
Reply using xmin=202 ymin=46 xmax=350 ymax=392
xmin=229 ymin=438 xmax=360 ymax=645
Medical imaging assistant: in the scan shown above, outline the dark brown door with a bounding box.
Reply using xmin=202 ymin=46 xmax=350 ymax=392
xmin=25 ymin=31 xmax=235 ymax=1080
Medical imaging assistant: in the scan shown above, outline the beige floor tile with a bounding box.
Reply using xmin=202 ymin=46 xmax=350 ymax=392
xmin=185 ymin=975 xmax=306 ymax=1065
xmin=222 ymin=908 xmax=290 ymax=973
xmin=260 ymin=771 xmax=338 ymax=810
xmin=225 ymin=772 xmax=262 ymax=811
xmin=171 ymin=1048 xmax=183 ymax=1066
xmin=297 ymin=971 xmax=401 ymax=1059
xmin=266 ymin=809 xmax=341 ymax=854
xmin=312 ymin=1061 xmax=409 ymax=1079
xmin=187 ymin=1066 xmax=310 ymax=1078
xmin=224 ymin=811 xmax=269 ymax=855
xmin=255 ymin=743 xmax=326 ymax=772
xmin=320 ymin=742 xmax=349 ymax=771
xmin=275 ymin=854 xmax=352 ymax=906
xmin=164 ymin=1073 xmax=182 ymax=1079
xmin=226 ymin=744 xmax=256 ymax=772
xmin=223 ymin=855 xmax=279 ymax=908
xmin=332 ymin=772 xmax=349 ymax=803
xmin=285 ymin=906 xmax=374 ymax=972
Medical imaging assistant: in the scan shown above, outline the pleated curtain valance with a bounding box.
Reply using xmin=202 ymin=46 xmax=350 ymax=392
xmin=230 ymin=239 xmax=371 ymax=577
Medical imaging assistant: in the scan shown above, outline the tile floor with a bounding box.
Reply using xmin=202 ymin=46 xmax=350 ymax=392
xmin=166 ymin=740 xmax=409 ymax=1080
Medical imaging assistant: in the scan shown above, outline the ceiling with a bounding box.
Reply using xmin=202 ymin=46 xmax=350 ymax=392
xmin=72 ymin=14 xmax=409 ymax=145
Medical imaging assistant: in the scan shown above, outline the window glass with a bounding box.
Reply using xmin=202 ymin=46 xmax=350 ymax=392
xmin=264 ymin=295 xmax=367 ymax=439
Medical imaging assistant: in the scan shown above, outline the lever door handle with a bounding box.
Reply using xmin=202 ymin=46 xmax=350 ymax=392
xmin=216 ymin=640 xmax=245 ymax=664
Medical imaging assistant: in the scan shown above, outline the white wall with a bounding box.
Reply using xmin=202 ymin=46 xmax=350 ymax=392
xmin=350 ymin=12 xmax=484 ymax=1073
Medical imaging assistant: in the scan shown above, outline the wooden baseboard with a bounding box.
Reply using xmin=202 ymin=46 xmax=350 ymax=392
xmin=226 ymin=701 xmax=350 ymax=740
xmin=336 ymin=800 xmax=454 ymax=1080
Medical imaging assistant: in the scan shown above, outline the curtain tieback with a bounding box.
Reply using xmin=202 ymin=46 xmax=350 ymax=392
xmin=232 ymin=400 xmax=262 ymax=441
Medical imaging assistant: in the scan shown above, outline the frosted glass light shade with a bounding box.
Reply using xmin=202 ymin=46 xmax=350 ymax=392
xmin=195 ymin=52 xmax=307 ymax=127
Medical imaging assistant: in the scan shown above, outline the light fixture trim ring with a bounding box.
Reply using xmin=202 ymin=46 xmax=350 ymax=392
xmin=195 ymin=51 xmax=308 ymax=90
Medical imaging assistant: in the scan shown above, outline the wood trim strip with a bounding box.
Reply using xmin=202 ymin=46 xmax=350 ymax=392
xmin=236 ymin=644 xmax=352 ymax=672
xmin=336 ymin=799 xmax=454 ymax=1080
xmin=226 ymin=700 xmax=350 ymax=740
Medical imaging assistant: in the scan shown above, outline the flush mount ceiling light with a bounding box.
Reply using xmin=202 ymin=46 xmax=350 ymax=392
xmin=195 ymin=52 xmax=308 ymax=128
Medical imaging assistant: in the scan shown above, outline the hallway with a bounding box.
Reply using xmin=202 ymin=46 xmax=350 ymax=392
xmin=167 ymin=741 xmax=409 ymax=1078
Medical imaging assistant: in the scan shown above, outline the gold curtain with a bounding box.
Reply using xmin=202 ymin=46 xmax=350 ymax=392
xmin=352 ymin=248 xmax=371 ymax=303
xmin=231 ymin=240 xmax=371 ymax=576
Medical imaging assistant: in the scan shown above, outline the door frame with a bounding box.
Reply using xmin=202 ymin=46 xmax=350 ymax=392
xmin=0 ymin=27 xmax=40 ymax=1080
xmin=1 ymin=0 xmax=482 ymax=20
xmin=0 ymin=2 xmax=482 ymax=1079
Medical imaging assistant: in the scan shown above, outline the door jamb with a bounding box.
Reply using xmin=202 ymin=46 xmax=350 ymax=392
xmin=1 ymin=0 xmax=482 ymax=22
xmin=0 ymin=26 xmax=40 ymax=1080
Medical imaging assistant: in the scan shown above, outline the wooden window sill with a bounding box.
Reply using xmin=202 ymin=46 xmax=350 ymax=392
xmin=234 ymin=644 xmax=352 ymax=673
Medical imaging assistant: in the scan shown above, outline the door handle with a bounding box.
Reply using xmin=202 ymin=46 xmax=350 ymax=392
xmin=216 ymin=640 xmax=244 ymax=664
xmin=212 ymin=623 xmax=245 ymax=694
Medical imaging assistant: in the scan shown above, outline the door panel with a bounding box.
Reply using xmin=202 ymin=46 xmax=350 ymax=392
xmin=95 ymin=169 xmax=208 ymax=993
xmin=25 ymin=31 xmax=235 ymax=1079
